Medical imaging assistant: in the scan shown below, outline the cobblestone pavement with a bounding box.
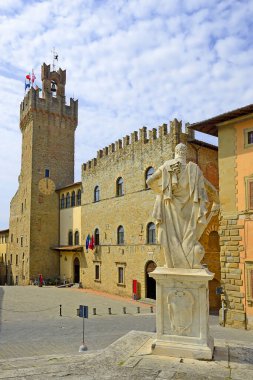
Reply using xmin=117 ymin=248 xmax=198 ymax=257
xmin=0 ymin=285 xmax=156 ymax=359
xmin=1 ymin=286 xmax=253 ymax=379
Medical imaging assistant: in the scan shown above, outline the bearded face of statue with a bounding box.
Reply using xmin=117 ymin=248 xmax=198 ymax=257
xmin=174 ymin=143 xmax=187 ymax=164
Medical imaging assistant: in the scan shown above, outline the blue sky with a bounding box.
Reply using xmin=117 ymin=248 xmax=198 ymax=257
xmin=0 ymin=0 xmax=253 ymax=228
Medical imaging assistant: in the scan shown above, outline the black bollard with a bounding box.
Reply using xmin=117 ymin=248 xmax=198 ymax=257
xmin=150 ymin=306 xmax=153 ymax=313
xmin=123 ymin=307 xmax=126 ymax=314
xmin=93 ymin=308 xmax=96 ymax=315
xmin=60 ymin=304 xmax=62 ymax=317
xmin=108 ymin=307 xmax=112 ymax=315
xmin=137 ymin=306 xmax=140 ymax=314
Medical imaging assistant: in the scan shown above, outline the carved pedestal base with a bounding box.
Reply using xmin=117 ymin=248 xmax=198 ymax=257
xmin=149 ymin=267 xmax=214 ymax=360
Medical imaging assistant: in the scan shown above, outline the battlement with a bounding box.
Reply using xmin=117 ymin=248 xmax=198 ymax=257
xmin=20 ymin=63 xmax=78 ymax=130
xmin=82 ymin=119 xmax=191 ymax=172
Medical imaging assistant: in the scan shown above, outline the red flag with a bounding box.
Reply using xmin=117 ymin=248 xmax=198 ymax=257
xmin=31 ymin=72 xmax=36 ymax=83
xmin=26 ymin=74 xmax=31 ymax=80
xmin=88 ymin=235 xmax=94 ymax=250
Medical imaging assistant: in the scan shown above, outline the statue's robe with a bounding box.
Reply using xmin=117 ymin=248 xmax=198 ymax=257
xmin=152 ymin=161 xmax=208 ymax=268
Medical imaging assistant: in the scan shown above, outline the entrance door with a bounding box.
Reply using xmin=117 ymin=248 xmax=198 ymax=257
xmin=73 ymin=257 xmax=80 ymax=283
xmin=146 ymin=261 xmax=157 ymax=299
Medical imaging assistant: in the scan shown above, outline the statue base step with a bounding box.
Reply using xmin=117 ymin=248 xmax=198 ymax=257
xmin=152 ymin=336 xmax=214 ymax=360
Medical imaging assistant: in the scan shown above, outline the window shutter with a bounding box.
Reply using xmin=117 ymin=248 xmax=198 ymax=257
xmin=249 ymin=181 xmax=253 ymax=209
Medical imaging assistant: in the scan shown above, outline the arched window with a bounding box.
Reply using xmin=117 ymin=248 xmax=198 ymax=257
xmin=66 ymin=192 xmax=70 ymax=208
xmin=147 ymin=222 xmax=156 ymax=244
xmin=145 ymin=167 xmax=155 ymax=188
xmin=77 ymin=189 xmax=81 ymax=206
xmin=95 ymin=228 xmax=100 ymax=245
xmin=68 ymin=231 xmax=73 ymax=245
xmin=60 ymin=194 xmax=65 ymax=209
xmin=116 ymin=177 xmax=124 ymax=196
xmin=74 ymin=230 xmax=79 ymax=245
xmin=71 ymin=191 xmax=76 ymax=207
xmin=94 ymin=186 xmax=100 ymax=202
xmin=117 ymin=226 xmax=124 ymax=245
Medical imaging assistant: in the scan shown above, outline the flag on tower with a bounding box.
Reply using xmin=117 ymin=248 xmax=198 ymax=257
xmin=88 ymin=235 xmax=95 ymax=250
xmin=85 ymin=234 xmax=90 ymax=251
xmin=31 ymin=71 xmax=36 ymax=83
xmin=25 ymin=81 xmax=30 ymax=90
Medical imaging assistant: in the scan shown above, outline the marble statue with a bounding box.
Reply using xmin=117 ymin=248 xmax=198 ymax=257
xmin=146 ymin=143 xmax=219 ymax=269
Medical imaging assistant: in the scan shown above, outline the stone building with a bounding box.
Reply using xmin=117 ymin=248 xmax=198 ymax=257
xmin=190 ymin=104 xmax=253 ymax=329
xmin=6 ymin=63 xmax=78 ymax=285
xmin=0 ymin=229 xmax=9 ymax=284
xmin=57 ymin=121 xmax=220 ymax=309
xmin=3 ymin=62 xmax=220 ymax=312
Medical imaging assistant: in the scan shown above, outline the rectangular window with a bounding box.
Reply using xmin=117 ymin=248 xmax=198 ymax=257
xmin=15 ymin=276 xmax=18 ymax=285
xmin=45 ymin=169 xmax=50 ymax=178
xmin=95 ymin=265 xmax=100 ymax=280
xmin=248 ymin=131 xmax=253 ymax=145
xmin=244 ymin=128 xmax=253 ymax=148
xmin=21 ymin=236 xmax=23 ymax=247
xmin=10 ymin=254 xmax=13 ymax=264
xmin=16 ymin=255 xmax=18 ymax=265
xmin=118 ymin=267 xmax=124 ymax=284
xmin=249 ymin=181 xmax=253 ymax=210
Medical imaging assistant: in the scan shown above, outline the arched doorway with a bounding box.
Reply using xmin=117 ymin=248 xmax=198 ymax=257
xmin=73 ymin=257 xmax=80 ymax=283
xmin=145 ymin=261 xmax=157 ymax=299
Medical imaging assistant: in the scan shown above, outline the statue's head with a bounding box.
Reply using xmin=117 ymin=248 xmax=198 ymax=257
xmin=174 ymin=143 xmax=187 ymax=161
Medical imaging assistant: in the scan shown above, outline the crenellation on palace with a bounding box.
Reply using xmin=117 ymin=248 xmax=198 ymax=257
xmin=82 ymin=120 xmax=189 ymax=173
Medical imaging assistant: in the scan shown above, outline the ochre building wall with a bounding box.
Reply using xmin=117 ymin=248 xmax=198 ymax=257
xmin=218 ymin=116 xmax=253 ymax=329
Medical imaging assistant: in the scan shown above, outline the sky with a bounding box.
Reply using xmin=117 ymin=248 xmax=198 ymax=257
xmin=0 ymin=0 xmax=253 ymax=229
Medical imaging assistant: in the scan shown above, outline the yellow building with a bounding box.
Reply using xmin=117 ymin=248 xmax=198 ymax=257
xmin=190 ymin=104 xmax=253 ymax=329
xmin=53 ymin=182 xmax=83 ymax=284
xmin=0 ymin=229 xmax=9 ymax=285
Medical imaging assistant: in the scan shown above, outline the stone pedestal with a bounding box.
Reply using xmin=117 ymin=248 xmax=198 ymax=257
xmin=149 ymin=267 xmax=214 ymax=360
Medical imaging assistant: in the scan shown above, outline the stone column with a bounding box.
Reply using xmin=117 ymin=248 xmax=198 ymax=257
xmin=150 ymin=267 xmax=214 ymax=360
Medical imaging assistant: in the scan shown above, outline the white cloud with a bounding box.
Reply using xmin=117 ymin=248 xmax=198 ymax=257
xmin=0 ymin=0 xmax=252 ymax=228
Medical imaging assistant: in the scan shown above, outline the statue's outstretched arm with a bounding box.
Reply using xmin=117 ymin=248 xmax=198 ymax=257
xmin=146 ymin=169 xmax=162 ymax=194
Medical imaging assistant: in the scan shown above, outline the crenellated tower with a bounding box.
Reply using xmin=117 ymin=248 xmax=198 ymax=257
xmin=7 ymin=63 xmax=78 ymax=284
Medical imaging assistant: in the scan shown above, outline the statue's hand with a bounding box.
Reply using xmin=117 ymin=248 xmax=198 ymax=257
xmin=171 ymin=162 xmax=181 ymax=174
xmin=211 ymin=202 xmax=220 ymax=215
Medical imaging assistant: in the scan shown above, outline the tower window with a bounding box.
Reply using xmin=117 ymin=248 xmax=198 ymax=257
xmin=116 ymin=177 xmax=124 ymax=196
xmin=66 ymin=193 xmax=70 ymax=208
xmin=74 ymin=231 xmax=79 ymax=245
xmin=145 ymin=167 xmax=155 ymax=188
xmin=147 ymin=222 xmax=156 ymax=244
xmin=95 ymin=228 xmax=100 ymax=245
xmin=71 ymin=191 xmax=76 ymax=207
xmin=94 ymin=186 xmax=100 ymax=202
xmin=118 ymin=267 xmax=124 ymax=284
xmin=117 ymin=226 xmax=124 ymax=245
xmin=95 ymin=264 xmax=100 ymax=281
xmin=68 ymin=231 xmax=73 ymax=246
xmin=45 ymin=169 xmax=50 ymax=178
xmin=60 ymin=194 xmax=65 ymax=209
xmin=77 ymin=189 xmax=81 ymax=206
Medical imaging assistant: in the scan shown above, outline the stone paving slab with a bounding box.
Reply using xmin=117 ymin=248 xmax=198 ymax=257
xmin=0 ymin=331 xmax=253 ymax=379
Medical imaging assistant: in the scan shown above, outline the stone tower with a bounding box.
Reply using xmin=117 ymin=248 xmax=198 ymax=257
xmin=7 ymin=63 xmax=78 ymax=284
